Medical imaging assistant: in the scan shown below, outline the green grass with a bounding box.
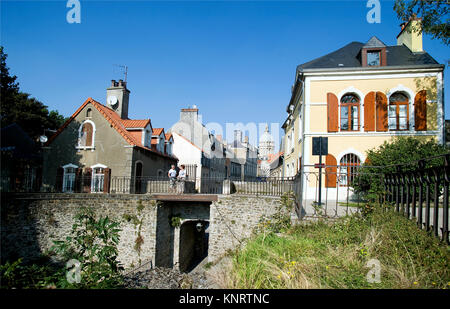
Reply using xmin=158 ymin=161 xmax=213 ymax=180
xmin=227 ymin=208 xmax=449 ymax=289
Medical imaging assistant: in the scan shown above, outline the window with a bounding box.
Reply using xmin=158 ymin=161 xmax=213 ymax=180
xmin=63 ymin=164 xmax=78 ymax=192
xmin=340 ymin=94 xmax=360 ymax=131
xmin=146 ymin=130 xmax=151 ymax=147
xmin=78 ymin=121 xmax=94 ymax=148
xmin=91 ymin=167 xmax=105 ymax=193
xmin=367 ymin=51 xmax=381 ymax=66
xmin=86 ymin=108 xmax=92 ymax=118
xmin=339 ymin=154 xmax=360 ymax=186
xmin=388 ymin=92 xmax=409 ymax=131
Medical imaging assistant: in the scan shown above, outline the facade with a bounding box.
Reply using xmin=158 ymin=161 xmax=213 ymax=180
xmin=170 ymin=107 xmax=228 ymax=185
xmin=227 ymin=130 xmax=258 ymax=180
xmin=282 ymin=17 xmax=445 ymax=200
xmin=42 ymin=80 xmax=177 ymax=193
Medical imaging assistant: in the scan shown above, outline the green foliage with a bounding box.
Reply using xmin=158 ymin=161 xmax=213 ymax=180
xmin=393 ymin=0 xmax=449 ymax=45
xmin=352 ymin=136 xmax=448 ymax=199
xmin=51 ymin=207 xmax=124 ymax=288
xmin=256 ymin=192 xmax=294 ymax=234
xmin=169 ymin=214 xmax=182 ymax=228
xmin=0 ymin=46 xmax=66 ymax=139
xmin=229 ymin=207 xmax=450 ymax=289
xmin=0 ymin=258 xmax=64 ymax=289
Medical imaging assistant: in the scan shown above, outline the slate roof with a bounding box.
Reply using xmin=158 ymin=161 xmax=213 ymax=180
xmin=297 ymin=38 xmax=441 ymax=72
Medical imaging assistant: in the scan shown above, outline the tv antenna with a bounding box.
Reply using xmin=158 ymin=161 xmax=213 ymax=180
xmin=113 ymin=64 xmax=128 ymax=82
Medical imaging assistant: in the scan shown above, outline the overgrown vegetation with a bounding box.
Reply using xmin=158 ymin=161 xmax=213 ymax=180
xmin=255 ymin=192 xmax=294 ymax=234
xmin=1 ymin=207 xmax=124 ymax=289
xmin=352 ymin=136 xmax=448 ymax=201
xmin=228 ymin=206 xmax=449 ymax=289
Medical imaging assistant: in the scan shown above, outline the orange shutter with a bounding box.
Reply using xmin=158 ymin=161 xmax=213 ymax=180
xmin=83 ymin=123 xmax=93 ymax=146
xmin=325 ymin=154 xmax=337 ymax=188
xmin=364 ymin=92 xmax=376 ymax=131
xmin=103 ymin=168 xmax=111 ymax=193
xmin=376 ymin=92 xmax=388 ymax=132
xmin=414 ymin=90 xmax=427 ymax=131
xmin=327 ymin=93 xmax=339 ymax=132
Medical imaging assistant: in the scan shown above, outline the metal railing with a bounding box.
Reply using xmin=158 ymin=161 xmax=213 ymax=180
xmin=383 ymin=154 xmax=449 ymax=244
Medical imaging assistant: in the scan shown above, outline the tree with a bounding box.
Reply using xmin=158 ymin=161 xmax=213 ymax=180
xmin=352 ymin=136 xmax=448 ymax=201
xmin=394 ymin=0 xmax=450 ymax=45
xmin=0 ymin=46 xmax=66 ymax=140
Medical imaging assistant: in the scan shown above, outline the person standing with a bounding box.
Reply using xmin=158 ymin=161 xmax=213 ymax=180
xmin=168 ymin=164 xmax=177 ymax=192
xmin=177 ymin=165 xmax=187 ymax=194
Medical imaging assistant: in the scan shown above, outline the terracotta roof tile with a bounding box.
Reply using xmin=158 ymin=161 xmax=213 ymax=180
xmin=152 ymin=128 xmax=164 ymax=136
xmin=121 ymin=119 xmax=150 ymax=128
xmin=46 ymin=98 xmax=177 ymax=160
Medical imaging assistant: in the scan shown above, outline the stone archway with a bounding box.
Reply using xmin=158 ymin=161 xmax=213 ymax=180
xmin=178 ymin=220 xmax=209 ymax=272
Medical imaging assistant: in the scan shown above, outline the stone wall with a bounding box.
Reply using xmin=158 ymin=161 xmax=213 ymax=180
xmin=1 ymin=193 xmax=159 ymax=269
xmin=208 ymin=195 xmax=288 ymax=261
xmin=1 ymin=193 xmax=288 ymax=270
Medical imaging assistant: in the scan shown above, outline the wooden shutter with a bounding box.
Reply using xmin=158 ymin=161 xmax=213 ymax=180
xmin=327 ymin=93 xmax=339 ymax=132
xmin=325 ymin=154 xmax=337 ymax=188
xmin=83 ymin=123 xmax=93 ymax=146
xmin=364 ymin=92 xmax=376 ymax=132
xmin=414 ymin=90 xmax=427 ymax=131
xmin=83 ymin=168 xmax=92 ymax=193
xmin=74 ymin=168 xmax=82 ymax=193
xmin=55 ymin=167 xmax=64 ymax=192
xmin=376 ymin=92 xmax=388 ymax=132
xmin=103 ymin=168 xmax=111 ymax=193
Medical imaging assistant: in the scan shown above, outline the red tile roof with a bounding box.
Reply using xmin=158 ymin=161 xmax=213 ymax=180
xmin=165 ymin=133 xmax=173 ymax=141
xmin=152 ymin=128 xmax=164 ymax=136
xmin=45 ymin=98 xmax=176 ymax=160
xmin=121 ymin=119 xmax=150 ymax=129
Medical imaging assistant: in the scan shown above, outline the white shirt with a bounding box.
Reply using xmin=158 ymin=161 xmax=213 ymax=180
xmin=168 ymin=169 xmax=177 ymax=178
xmin=178 ymin=169 xmax=186 ymax=179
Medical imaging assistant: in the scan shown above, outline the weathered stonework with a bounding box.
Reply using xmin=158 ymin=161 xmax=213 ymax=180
xmin=1 ymin=193 xmax=287 ymax=270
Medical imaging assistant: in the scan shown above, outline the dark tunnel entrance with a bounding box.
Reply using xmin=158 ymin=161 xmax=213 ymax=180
xmin=178 ymin=220 xmax=209 ymax=273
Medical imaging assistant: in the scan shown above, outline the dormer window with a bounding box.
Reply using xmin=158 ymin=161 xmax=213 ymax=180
xmin=367 ymin=50 xmax=381 ymax=66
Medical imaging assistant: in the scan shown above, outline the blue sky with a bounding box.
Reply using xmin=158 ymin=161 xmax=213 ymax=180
xmin=1 ymin=0 xmax=449 ymax=149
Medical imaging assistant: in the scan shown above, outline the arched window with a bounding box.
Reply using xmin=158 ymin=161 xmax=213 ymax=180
xmin=86 ymin=108 xmax=92 ymax=118
xmin=79 ymin=121 xmax=94 ymax=148
xmin=339 ymin=153 xmax=361 ymax=186
xmin=340 ymin=93 xmax=360 ymax=131
xmin=388 ymin=92 xmax=409 ymax=131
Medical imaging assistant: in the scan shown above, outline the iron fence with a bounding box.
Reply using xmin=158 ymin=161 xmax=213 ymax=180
xmin=383 ymin=154 xmax=449 ymax=244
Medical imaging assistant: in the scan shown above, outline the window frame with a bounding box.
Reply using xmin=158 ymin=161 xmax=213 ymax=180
xmin=339 ymin=154 xmax=361 ymax=187
xmin=77 ymin=120 xmax=96 ymax=150
xmin=90 ymin=163 xmax=107 ymax=193
xmin=62 ymin=163 xmax=78 ymax=192
xmin=388 ymin=92 xmax=410 ymax=131
xmin=366 ymin=50 xmax=381 ymax=67
xmin=340 ymin=93 xmax=360 ymax=132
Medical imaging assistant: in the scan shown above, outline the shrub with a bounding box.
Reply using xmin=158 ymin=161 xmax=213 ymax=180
xmin=51 ymin=207 xmax=124 ymax=288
